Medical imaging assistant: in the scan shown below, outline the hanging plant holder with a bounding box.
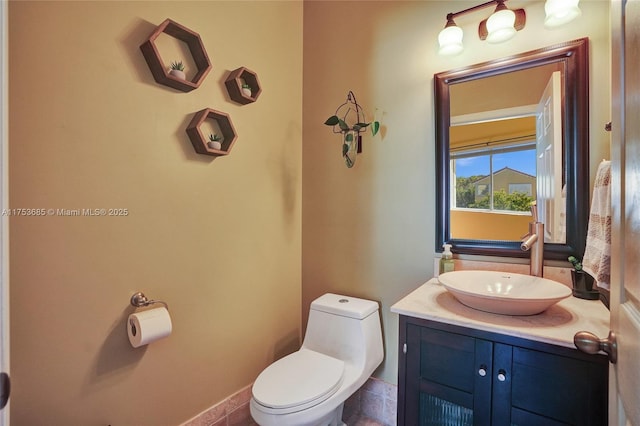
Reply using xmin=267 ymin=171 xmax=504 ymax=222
xmin=324 ymin=91 xmax=379 ymax=168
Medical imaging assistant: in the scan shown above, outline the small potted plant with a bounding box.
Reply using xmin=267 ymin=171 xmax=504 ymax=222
xmin=208 ymin=133 xmax=222 ymax=150
xmin=169 ymin=61 xmax=186 ymax=80
xmin=568 ymin=256 xmax=598 ymax=300
xmin=241 ymin=83 xmax=252 ymax=97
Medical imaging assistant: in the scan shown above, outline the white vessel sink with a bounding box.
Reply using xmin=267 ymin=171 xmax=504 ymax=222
xmin=438 ymin=270 xmax=572 ymax=316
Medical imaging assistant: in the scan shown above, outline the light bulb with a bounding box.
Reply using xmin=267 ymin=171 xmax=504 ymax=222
xmin=438 ymin=24 xmax=464 ymax=56
xmin=486 ymin=7 xmax=516 ymax=43
xmin=544 ymin=0 xmax=581 ymax=28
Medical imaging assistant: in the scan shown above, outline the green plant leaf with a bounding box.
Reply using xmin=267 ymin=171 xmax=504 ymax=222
xmin=568 ymin=256 xmax=583 ymax=270
xmin=343 ymin=143 xmax=349 ymax=156
xmin=355 ymin=122 xmax=370 ymax=128
xmin=324 ymin=115 xmax=340 ymax=126
xmin=171 ymin=60 xmax=185 ymax=71
xmin=338 ymin=119 xmax=349 ymax=131
xmin=371 ymin=121 xmax=380 ymax=136
xmin=345 ymin=155 xmax=353 ymax=168
xmin=344 ymin=133 xmax=354 ymax=142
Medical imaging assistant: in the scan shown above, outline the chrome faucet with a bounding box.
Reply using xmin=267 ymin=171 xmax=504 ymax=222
xmin=521 ymin=203 xmax=544 ymax=277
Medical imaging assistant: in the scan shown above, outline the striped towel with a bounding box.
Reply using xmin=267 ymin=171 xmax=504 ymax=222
xmin=582 ymin=160 xmax=611 ymax=290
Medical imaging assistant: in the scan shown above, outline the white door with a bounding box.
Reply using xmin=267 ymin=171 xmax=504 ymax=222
xmin=535 ymin=71 xmax=563 ymax=243
xmin=609 ymin=0 xmax=640 ymax=424
xmin=0 ymin=1 xmax=9 ymax=424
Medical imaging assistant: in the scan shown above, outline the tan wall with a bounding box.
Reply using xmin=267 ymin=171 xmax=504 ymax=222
xmin=451 ymin=210 xmax=533 ymax=241
xmin=8 ymin=1 xmax=302 ymax=425
xmin=302 ymin=0 xmax=610 ymax=384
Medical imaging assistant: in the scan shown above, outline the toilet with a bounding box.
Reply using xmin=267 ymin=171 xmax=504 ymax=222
xmin=250 ymin=293 xmax=384 ymax=426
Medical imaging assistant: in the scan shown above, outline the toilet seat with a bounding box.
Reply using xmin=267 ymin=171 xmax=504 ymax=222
xmin=252 ymin=348 xmax=345 ymax=413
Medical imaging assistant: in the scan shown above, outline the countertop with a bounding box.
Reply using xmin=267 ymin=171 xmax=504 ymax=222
xmin=391 ymin=278 xmax=611 ymax=350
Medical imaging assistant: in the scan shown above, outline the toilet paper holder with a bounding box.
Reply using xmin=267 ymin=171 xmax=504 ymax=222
xmin=130 ymin=291 xmax=169 ymax=310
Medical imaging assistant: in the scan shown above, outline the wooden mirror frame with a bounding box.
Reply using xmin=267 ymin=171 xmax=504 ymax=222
xmin=435 ymin=38 xmax=589 ymax=260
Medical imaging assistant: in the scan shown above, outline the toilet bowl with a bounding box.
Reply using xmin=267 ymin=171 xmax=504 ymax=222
xmin=250 ymin=293 xmax=384 ymax=426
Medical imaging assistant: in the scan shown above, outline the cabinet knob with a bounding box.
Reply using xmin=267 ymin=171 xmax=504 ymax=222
xmin=497 ymin=369 xmax=507 ymax=382
xmin=478 ymin=365 xmax=487 ymax=377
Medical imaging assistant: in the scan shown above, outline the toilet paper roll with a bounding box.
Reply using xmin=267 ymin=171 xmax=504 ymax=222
xmin=127 ymin=307 xmax=172 ymax=348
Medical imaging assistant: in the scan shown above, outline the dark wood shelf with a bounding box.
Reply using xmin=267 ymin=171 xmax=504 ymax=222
xmin=140 ymin=19 xmax=212 ymax=92
xmin=186 ymin=108 xmax=237 ymax=156
xmin=224 ymin=67 xmax=262 ymax=104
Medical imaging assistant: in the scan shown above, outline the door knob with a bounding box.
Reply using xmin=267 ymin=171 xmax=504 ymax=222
xmin=0 ymin=372 xmax=9 ymax=410
xmin=574 ymin=330 xmax=617 ymax=364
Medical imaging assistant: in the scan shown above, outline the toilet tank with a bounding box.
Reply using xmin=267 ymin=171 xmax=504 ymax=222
xmin=302 ymin=294 xmax=383 ymax=370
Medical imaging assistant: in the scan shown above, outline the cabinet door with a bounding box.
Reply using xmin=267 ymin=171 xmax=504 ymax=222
xmin=491 ymin=343 xmax=513 ymax=426
xmin=404 ymin=324 xmax=493 ymax=425
xmin=509 ymin=347 xmax=607 ymax=426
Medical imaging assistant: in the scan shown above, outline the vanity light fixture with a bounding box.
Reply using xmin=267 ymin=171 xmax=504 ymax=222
xmin=438 ymin=0 xmax=525 ymax=56
xmin=438 ymin=0 xmax=581 ymax=56
xmin=544 ymin=0 xmax=582 ymax=28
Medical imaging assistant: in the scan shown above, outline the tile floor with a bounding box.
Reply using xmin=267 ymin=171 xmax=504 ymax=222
xmin=182 ymin=378 xmax=396 ymax=426
xmin=345 ymin=414 xmax=386 ymax=425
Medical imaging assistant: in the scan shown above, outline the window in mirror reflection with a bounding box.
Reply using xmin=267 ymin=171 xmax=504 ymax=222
xmin=450 ymin=116 xmax=537 ymax=241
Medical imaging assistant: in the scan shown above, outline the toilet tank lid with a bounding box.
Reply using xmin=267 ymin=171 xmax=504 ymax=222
xmin=310 ymin=293 xmax=379 ymax=319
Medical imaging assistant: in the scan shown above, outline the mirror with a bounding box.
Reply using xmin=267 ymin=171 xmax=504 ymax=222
xmin=435 ymin=38 xmax=590 ymax=260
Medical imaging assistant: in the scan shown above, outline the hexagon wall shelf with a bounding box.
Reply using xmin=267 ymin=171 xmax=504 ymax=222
xmin=140 ymin=19 xmax=212 ymax=92
xmin=224 ymin=67 xmax=262 ymax=105
xmin=186 ymin=108 xmax=237 ymax=157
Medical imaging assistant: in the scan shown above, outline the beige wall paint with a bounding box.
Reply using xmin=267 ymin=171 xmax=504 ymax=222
xmin=8 ymin=1 xmax=302 ymax=425
xmin=451 ymin=210 xmax=532 ymax=241
xmin=302 ymin=0 xmax=610 ymax=384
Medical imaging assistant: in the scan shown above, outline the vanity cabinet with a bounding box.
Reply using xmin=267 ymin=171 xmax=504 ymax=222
xmin=398 ymin=315 xmax=608 ymax=426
